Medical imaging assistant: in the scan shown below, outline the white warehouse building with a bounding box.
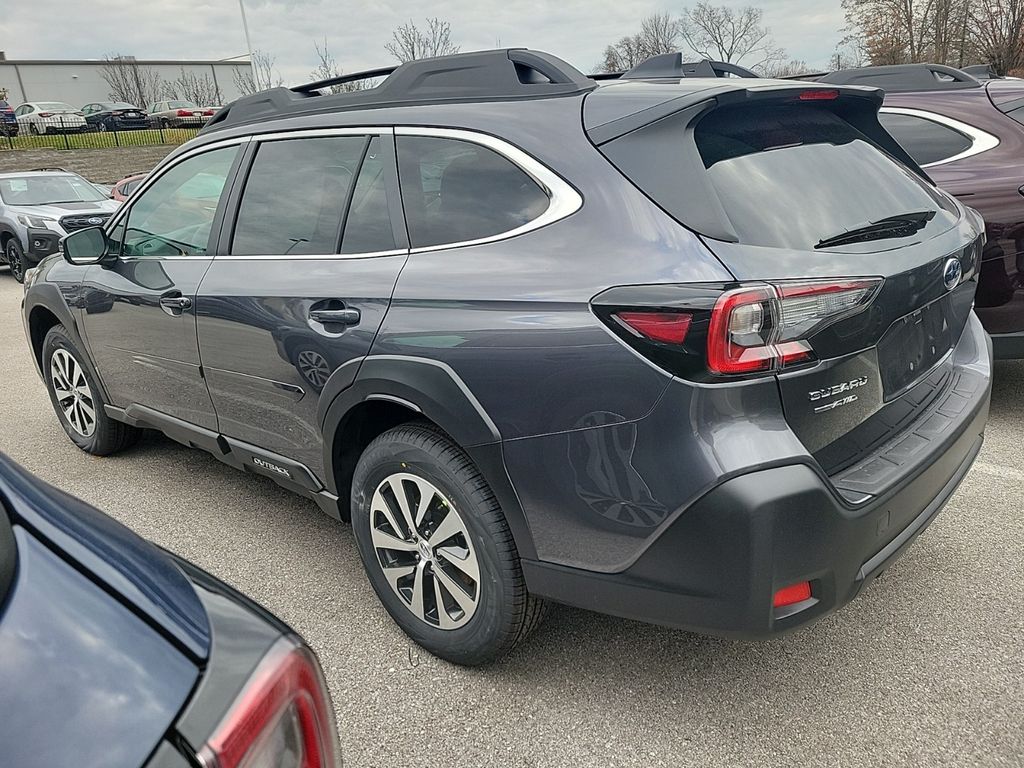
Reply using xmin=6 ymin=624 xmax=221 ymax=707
xmin=0 ymin=53 xmax=254 ymax=107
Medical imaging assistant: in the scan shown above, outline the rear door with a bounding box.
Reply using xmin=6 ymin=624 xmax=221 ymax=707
xmin=197 ymin=129 xmax=407 ymax=481
xmin=590 ymin=87 xmax=984 ymax=466
xmin=79 ymin=143 xmax=243 ymax=429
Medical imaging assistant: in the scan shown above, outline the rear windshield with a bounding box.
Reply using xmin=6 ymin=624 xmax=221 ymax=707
xmin=694 ymin=105 xmax=957 ymax=250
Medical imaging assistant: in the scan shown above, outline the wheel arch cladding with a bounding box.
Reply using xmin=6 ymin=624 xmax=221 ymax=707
xmin=320 ymin=356 xmax=537 ymax=559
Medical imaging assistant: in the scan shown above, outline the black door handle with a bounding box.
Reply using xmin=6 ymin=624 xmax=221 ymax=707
xmin=309 ymin=308 xmax=360 ymax=326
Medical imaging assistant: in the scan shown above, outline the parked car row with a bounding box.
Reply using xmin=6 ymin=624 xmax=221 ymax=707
xmin=1 ymin=100 xmax=218 ymax=136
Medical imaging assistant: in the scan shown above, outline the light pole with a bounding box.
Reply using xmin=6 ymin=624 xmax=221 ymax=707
xmin=238 ymin=0 xmax=256 ymax=84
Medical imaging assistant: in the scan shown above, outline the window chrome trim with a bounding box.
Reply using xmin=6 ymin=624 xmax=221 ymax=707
xmin=250 ymin=126 xmax=394 ymax=142
xmin=104 ymin=135 xmax=252 ymax=232
xmin=112 ymin=125 xmax=582 ymax=261
xmin=396 ymin=126 xmax=583 ymax=254
xmin=879 ymin=106 xmax=1000 ymax=167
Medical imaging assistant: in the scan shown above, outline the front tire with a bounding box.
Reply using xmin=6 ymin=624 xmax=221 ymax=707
xmin=5 ymin=239 xmax=26 ymax=283
xmin=351 ymin=422 xmax=546 ymax=665
xmin=42 ymin=326 xmax=140 ymax=455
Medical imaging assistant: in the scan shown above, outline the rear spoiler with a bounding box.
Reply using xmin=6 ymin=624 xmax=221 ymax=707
xmin=588 ymin=84 xmax=931 ymax=243
xmin=585 ymin=82 xmax=926 ymax=182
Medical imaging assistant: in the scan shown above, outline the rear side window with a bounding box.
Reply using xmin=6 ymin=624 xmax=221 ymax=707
xmin=232 ymin=136 xmax=365 ymax=256
xmin=878 ymin=112 xmax=973 ymax=165
xmin=341 ymin=136 xmax=397 ymax=253
xmin=693 ymin=104 xmax=956 ymax=250
xmin=397 ymin=136 xmax=549 ymax=249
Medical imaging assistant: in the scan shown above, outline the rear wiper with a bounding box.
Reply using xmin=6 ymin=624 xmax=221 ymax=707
xmin=815 ymin=210 xmax=936 ymax=250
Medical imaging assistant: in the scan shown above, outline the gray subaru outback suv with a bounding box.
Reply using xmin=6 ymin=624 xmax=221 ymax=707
xmin=22 ymin=49 xmax=991 ymax=664
xmin=0 ymin=170 xmax=119 ymax=282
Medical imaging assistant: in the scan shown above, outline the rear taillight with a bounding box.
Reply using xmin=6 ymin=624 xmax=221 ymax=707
xmin=198 ymin=638 xmax=339 ymax=768
xmin=595 ymin=278 xmax=881 ymax=381
xmin=203 ymin=109 xmax=215 ymax=116
xmin=614 ymin=311 xmax=692 ymax=344
xmin=707 ymin=279 xmax=881 ymax=375
xmin=38 ymin=112 xmax=53 ymax=118
xmin=177 ymin=109 xmax=193 ymax=116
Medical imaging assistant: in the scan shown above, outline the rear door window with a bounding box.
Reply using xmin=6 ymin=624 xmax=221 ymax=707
xmin=340 ymin=136 xmax=397 ymax=254
xmin=231 ymin=136 xmax=366 ymax=256
xmin=693 ymin=104 xmax=957 ymax=250
xmin=396 ymin=135 xmax=549 ymax=249
xmin=878 ymin=112 xmax=973 ymax=165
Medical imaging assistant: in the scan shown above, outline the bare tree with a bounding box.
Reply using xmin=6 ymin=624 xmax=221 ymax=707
xmin=972 ymin=0 xmax=1024 ymax=74
xmin=761 ymin=59 xmax=813 ymax=77
xmin=166 ymin=68 xmax=223 ymax=106
xmin=386 ymin=18 xmax=460 ymax=63
xmin=98 ymin=54 xmax=165 ymax=107
xmin=842 ymin=0 xmax=978 ymax=66
xmin=601 ymin=12 xmax=682 ymax=72
xmin=309 ymin=39 xmax=368 ymax=93
xmin=232 ymin=50 xmax=283 ymax=96
xmin=679 ymin=4 xmax=787 ymax=72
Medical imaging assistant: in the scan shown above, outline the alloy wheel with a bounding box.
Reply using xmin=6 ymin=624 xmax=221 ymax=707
xmin=50 ymin=349 xmax=97 ymax=437
xmin=6 ymin=243 xmax=23 ymax=282
xmin=369 ymin=472 xmax=481 ymax=629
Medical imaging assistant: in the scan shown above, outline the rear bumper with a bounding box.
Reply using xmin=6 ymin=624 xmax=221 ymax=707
xmin=522 ymin=317 xmax=992 ymax=638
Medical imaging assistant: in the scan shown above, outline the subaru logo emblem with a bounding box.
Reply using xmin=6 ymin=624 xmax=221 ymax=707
xmin=87 ymin=217 xmax=103 ymax=225
xmin=942 ymin=257 xmax=962 ymax=291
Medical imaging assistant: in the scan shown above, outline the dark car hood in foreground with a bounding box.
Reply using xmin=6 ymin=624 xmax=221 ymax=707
xmin=0 ymin=454 xmax=211 ymax=767
xmin=0 ymin=453 xmax=209 ymax=657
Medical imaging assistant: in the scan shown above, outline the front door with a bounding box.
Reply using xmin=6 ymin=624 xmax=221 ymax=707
xmin=197 ymin=131 xmax=408 ymax=478
xmin=79 ymin=144 xmax=242 ymax=429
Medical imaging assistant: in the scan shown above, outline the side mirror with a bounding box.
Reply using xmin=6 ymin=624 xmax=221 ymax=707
xmin=62 ymin=227 xmax=109 ymax=266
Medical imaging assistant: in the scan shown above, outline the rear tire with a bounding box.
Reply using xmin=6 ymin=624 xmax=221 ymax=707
xmin=42 ymin=326 xmax=140 ymax=455
xmin=351 ymin=422 xmax=546 ymax=665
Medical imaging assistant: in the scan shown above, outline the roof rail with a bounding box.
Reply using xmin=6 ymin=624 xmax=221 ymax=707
xmin=205 ymin=48 xmax=596 ymax=133
xmin=623 ymin=53 xmax=759 ymax=80
xmin=30 ymin=167 xmax=70 ymax=173
xmin=817 ymin=63 xmax=981 ymax=92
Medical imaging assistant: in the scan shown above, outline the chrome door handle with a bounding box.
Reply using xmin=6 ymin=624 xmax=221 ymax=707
xmin=159 ymin=293 xmax=192 ymax=315
xmin=309 ymin=308 xmax=360 ymax=326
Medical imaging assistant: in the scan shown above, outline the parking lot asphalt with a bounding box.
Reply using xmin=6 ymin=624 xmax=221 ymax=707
xmin=0 ymin=274 xmax=1021 ymax=768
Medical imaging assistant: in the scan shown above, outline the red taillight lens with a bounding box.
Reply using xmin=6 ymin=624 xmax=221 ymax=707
xmin=773 ymin=581 xmax=812 ymax=608
xmin=707 ymin=279 xmax=880 ymax=375
xmin=614 ymin=311 xmax=692 ymax=344
xmin=177 ymin=109 xmax=193 ymax=116
xmin=203 ymin=109 xmax=215 ymax=116
xmin=38 ymin=112 xmax=54 ymax=118
xmin=798 ymin=89 xmax=839 ymax=101
xmin=199 ymin=638 xmax=339 ymax=768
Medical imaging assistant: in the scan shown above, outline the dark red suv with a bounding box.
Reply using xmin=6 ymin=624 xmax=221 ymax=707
xmin=817 ymin=64 xmax=1024 ymax=357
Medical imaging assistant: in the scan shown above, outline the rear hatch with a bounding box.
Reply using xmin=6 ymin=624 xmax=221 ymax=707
xmin=586 ymin=80 xmax=985 ymax=475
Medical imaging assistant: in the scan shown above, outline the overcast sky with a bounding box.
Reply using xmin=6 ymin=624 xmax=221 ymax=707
xmin=5 ymin=0 xmax=846 ymax=83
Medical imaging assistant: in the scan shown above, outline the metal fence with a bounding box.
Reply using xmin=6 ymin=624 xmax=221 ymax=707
xmin=1 ymin=116 xmax=202 ymax=151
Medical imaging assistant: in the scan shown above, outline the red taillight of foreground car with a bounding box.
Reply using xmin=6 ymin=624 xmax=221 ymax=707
xmin=198 ymin=638 xmax=339 ymax=768
xmin=707 ymin=278 xmax=881 ymax=375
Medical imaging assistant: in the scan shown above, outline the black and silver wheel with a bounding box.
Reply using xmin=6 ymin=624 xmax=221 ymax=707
xmin=42 ymin=326 xmax=139 ymax=455
xmin=5 ymin=239 xmax=25 ymax=283
xmin=97 ymin=122 xmax=108 ymax=132
xmin=352 ymin=422 xmax=546 ymax=665
xmin=29 ymin=122 xmax=42 ymax=135
xmin=294 ymin=348 xmax=331 ymax=392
